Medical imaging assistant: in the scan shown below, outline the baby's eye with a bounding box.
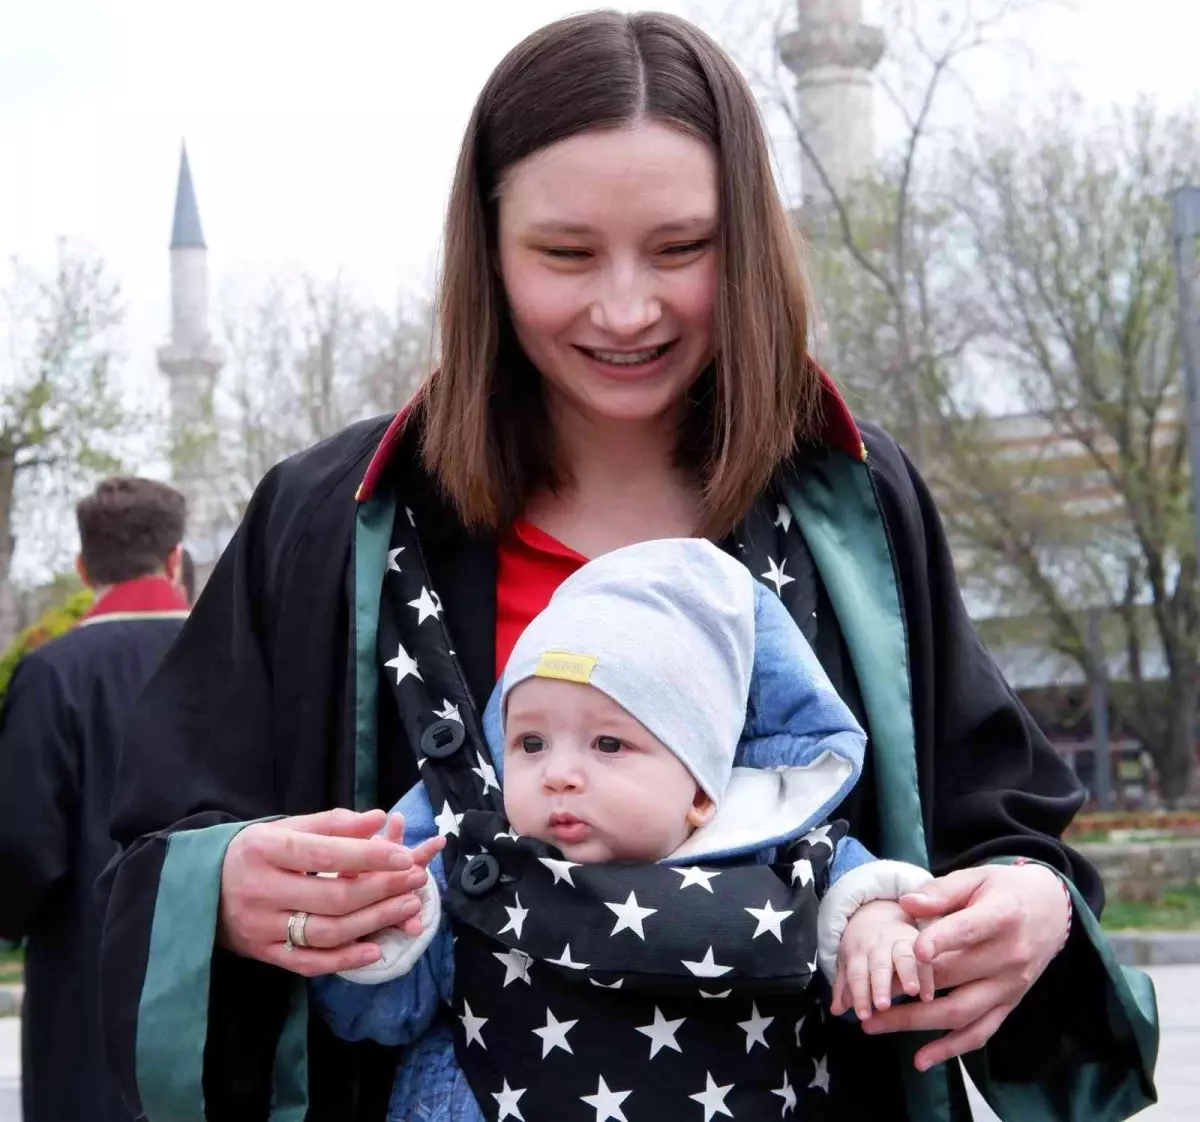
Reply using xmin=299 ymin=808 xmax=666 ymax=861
xmin=595 ymin=736 xmax=623 ymax=754
xmin=520 ymin=735 xmax=545 ymax=754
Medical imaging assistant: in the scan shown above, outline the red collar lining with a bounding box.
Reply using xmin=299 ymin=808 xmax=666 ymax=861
xmin=82 ymin=576 xmax=190 ymax=621
xmin=355 ymin=362 xmax=863 ymax=504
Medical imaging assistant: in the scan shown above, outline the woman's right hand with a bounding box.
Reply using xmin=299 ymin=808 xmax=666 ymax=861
xmin=218 ymin=808 xmax=444 ymax=977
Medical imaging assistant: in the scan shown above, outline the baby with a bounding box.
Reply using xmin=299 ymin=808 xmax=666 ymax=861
xmin=314 ymin=538 xmax=933 ymax=1121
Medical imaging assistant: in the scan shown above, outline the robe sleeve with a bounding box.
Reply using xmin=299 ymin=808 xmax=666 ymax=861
xmin=97 ymin=451 xmax=361 ymax=1122
xmin=0 ymin=652 xmax=79 ymax=941
xmin=892 ymin=441 xmax=1158 ymax=1119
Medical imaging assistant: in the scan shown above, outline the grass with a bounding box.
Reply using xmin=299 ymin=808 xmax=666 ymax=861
xmin=0 ymin=948 xmax=23 ymax=986
xmin=1101 ymin=884 xmax=1200 ymax=931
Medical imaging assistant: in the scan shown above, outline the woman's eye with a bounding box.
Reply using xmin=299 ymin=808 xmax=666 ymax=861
xmin=661 ymin=239 xmax=711 ymax=257
xmin=595 ymin=736 xmax=623 ymax=754
xmin=520 ymin=735 xmax=545 ymax=754
xmin=540 ymin=246 xmax=591 ymax=261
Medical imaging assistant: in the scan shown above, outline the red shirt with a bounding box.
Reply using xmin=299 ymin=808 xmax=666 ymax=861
xmin=495 ymin=519 xmax=587 ymax=678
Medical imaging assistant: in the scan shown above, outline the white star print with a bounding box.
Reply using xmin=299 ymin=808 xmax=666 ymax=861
xmin=738 ymin=1002 xmax=774 ymax=1052
xmin=460 ymin=1001 xmax=487 ymax=1048
xmin=809 ymin=1054 xmax=830 ymax=1092
xmin=791 ymin=858 xmax=814 ymax=887
xmin=806 ymin=954 xmax=819 ymax=975
xmin=635 ymin=1007 xmax=685 ymax=1058
xmin=794 ymin=1015 xmax=806 ymax=1046
xmin=492 ymin=947 xmax=533 ymax=987
xmin=547 ymin=943 xmax=589 ymax=970
xmin=405 ymin=506 xmax=416 ymax=527
xmin=407 ymin=586 xmax=443 ymax=624
xmin=386 ymin=547 xmax=404 ymax=573
xmin=590 ymin=977 xmax=623 ymax=990
xmin=772 ymin=1073 xmax=797 ymax=1115
xmin=803 ymin=824 xmax=835 ymax=851
xmin=384 ymin=641 xmax=422 ymax=684
xmin=539 ymin=856 xmax=581 ymax=886
xmin=682 ymin=947 xmax=732 ymax=978
xmin=746 ymin=900 xmax=793 ymax=942
xmin=774 ymin=502 xmax=793 ymax=533
xmin=471 ymin=758 xmax=500 ymax=794
xmin=605 ymin=891 xmax=657 ymax=939
xmin=689 ymin=1073 xmax=734 ymax=1121
xmin=493 ymin=1079 xmax=526 ymax=1121
xmin=761 ymin=556 xmax=795 ymax=596
xmin=493 ymin=826 xmax=522 ymax=842
xmin=497 ymin=893 xmax=528 ymax=940
xmin=699 ymin=988 xmax=732 ymax=999
xmin=671 ymin=866 xmax=721 ymax=893
xmin=433 ymin=802 xmax=462 ymax=838
xmin=580 ymin=1076 xmax=631 ymax=1122
xmin=532 ymin=1007 xmax=578 ymax=1057
xmin=433 ymin=700 xmax=461 ymax=723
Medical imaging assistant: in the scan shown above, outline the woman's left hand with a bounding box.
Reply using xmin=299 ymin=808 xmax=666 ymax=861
xmin=858 ymin=863 xmax=1071 ymax=1071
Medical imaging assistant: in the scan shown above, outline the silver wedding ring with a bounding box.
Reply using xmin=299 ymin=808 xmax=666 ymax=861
xmin=284 ymin=910 xmax=311 ymax=951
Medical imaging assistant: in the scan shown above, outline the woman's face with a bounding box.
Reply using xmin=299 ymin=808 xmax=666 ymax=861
xmin=497 ymin=121 xmax=719 ymax=429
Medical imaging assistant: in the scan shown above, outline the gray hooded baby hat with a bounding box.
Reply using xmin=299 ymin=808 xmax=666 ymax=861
xmin=501 ymin=538 xmax=756 ymax=806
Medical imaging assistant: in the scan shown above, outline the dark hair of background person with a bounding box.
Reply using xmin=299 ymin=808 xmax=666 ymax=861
xmin=75 ymin=477 xmax=187 ymax=587
xmin=418 ymin=9 xmax=818 ymax=538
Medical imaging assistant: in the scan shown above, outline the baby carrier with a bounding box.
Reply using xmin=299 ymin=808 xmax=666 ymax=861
xmin=373 ymin=502 xmax=860 ymax=1121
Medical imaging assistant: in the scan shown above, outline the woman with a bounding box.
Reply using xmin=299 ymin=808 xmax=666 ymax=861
xmin=99 ymin=11 xmax=1157 ymax=1122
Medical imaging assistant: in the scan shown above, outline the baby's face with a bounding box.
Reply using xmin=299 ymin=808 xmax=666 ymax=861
xmin=502 ymin=677 xmax=714 ymax=863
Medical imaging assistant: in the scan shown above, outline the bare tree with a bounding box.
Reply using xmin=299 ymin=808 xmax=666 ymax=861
xmin=0 ymin=241 xmax=131 ymax=645
xmin=935 ymin=102 xmax=1200 ymax=801
xmin=715 ymin=0 xmax=1060 ymax=462
xmin=216 ymin=273 xmax=431 ymax=516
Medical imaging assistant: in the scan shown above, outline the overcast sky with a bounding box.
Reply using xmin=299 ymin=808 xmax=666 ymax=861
xmin=2 ymin=0 xmax=1198 ymax=408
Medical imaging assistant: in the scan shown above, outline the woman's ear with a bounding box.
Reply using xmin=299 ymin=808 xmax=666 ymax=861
xmin=686 ymin=788 xmax=716 ymax=828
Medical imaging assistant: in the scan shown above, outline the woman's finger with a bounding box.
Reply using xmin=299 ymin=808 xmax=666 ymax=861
xmin=256 ymin=829 xmax=412 ymax=875
xmin=896 ymin=867 xmax=988 ymax=920
xmin=284 ymin=807 xmax=390 ymax=838
xmin=242 ymin=865 xmax=429 ymax=922
xmin=263 ymin=940 xmax=384 ymax=979
xmin=913 ymin=1001 xmax=1013 ymax=1070
xmin=912 ymin=898 xmax=1011 ymax=963
xmin=861 ymin=975 xmax=1008 ymax=1036
xmin=300 ymin=892 xmax=425 ymax=949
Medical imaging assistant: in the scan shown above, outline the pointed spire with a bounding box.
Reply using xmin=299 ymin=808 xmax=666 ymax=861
xmin=170 ymin=143 xmax=206 ymax=249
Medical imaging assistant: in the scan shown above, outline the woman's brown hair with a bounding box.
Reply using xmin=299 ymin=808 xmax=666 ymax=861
xmin=419 ymin=9 xmax=819 ymax=537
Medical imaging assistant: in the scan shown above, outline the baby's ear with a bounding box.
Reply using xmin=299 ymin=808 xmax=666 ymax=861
xmin=686 ymin=789 xmax=716 ymax=828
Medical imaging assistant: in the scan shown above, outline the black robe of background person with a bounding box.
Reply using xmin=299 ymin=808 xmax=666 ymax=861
xmin=98 ymin=412 xmax=1125 ymax=1122
xmin=0 ymin=603 xmax=187 ymax=1122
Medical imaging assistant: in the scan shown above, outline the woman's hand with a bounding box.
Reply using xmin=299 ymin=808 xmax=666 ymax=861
xmin=218 ymin=808 xmax=444 ymax=977
xmin=858 ymin=863 xmax=1071 ymax=1071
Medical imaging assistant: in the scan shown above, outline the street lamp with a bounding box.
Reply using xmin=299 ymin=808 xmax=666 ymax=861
xmin=1172 ymin=185 xmax=1200 ymax=563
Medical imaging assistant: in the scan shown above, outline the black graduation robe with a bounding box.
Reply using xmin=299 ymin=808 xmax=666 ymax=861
xmin=0 ymin=578 xmax=189 ymax=1122
xmin=97 ymin=391 xmax=1158 ymax=1122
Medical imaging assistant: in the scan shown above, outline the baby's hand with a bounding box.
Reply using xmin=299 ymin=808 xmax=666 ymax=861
xmin=829 ymin=900 xmax=934 ymax=1021
xmin=368 ymin=813 xmax=445 ymax=937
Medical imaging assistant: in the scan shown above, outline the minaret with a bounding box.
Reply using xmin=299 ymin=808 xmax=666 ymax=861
xmin=780 ymin=0 xmax=886 ymax=205
xmin=157 ymin=145 xmax=224 ymax=556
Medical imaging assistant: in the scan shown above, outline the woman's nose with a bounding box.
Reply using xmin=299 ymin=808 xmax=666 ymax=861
xmin=590 ymin=264 xmax=662 ymax=338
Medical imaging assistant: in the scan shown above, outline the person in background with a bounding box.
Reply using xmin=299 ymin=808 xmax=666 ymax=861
xmin=0 ymin=477 xmax=190 ymax=1122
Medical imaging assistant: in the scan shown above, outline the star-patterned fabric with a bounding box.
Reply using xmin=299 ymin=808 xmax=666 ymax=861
xmin=376 ymin=492 xmax=854 ymax=1121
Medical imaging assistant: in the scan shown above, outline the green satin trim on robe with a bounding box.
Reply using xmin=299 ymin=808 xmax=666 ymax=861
xmin=352 ymin=493 xmax=396 ymax=811
xmin=964 ymin=857 xmax=1159 ymax=1122
xmin=137 ymin=818 xmax=308 ymax=1122
xmin=784 ymin=452 xmax=952 ymax=1120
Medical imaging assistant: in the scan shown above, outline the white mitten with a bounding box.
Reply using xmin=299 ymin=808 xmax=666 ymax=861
xmin=336 ymin=876 xmax=442 ymax=984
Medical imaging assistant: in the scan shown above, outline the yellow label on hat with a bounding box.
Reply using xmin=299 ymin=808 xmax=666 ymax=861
xmin=534 ymin=650 xmax=598 ymax=684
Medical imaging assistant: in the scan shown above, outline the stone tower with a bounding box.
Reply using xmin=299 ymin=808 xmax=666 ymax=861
xmin=157 ymin=145 xmax=225 ymax=560
xmin=779 ymin=0 xmax=886 ymax=205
